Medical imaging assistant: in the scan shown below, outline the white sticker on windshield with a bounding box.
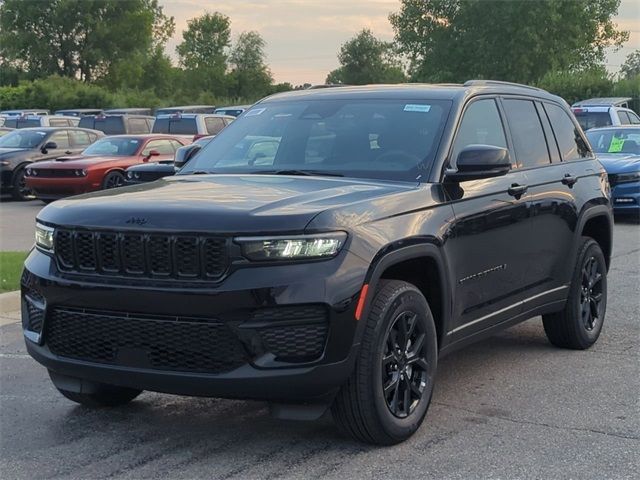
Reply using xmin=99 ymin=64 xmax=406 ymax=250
xmin=245 ymin=108 xmax=266 ymax=117
xmin=404 ymin=104 xmax=431 ymax=113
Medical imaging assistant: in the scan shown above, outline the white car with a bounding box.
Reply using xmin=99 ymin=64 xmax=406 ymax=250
xmin=572 ymin=97 xmax=640 ymax=130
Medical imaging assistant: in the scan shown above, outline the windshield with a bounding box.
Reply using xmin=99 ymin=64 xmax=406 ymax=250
xmin=82 ymin=137 xmax=141 ymax=156
xmin=574 ymin=111 xmax=611 ymax=131
xmin=586 ymin=128 xmax=640 ymax=155
xmin=0 ymin=129 xmax=47 ymax=148
xmin=180 ymin=99 xmax=451 ymax=182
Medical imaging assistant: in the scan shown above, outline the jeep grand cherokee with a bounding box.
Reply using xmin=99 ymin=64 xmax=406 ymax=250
xmin=22 ymin=81 xmax=613 ymax=445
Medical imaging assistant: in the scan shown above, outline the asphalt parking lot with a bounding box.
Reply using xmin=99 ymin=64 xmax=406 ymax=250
xmin=0 ymin=201 xmax=638 ymax=479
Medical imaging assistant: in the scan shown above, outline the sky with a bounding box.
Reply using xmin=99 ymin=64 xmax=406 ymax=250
xmin=160 ymin=0 xmax=640 ymax=85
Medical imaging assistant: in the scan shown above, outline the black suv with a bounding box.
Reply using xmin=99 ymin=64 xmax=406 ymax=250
xmin=23 ymin=82 xmax=613 ymax=445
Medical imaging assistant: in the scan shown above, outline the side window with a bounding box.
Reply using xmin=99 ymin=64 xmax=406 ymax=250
xmin=502 ymin=99 xmax=550 ymax=168
xmin=142 ymin=140 xmax=174 ymax=155
xmin=543 ymin=103 xmax=591 ymax=161
xmin=48 ymin=131 xmax=70 ymax=149
xmin=628 ymin=111 xmax=640 ymax=125
xmin=451 ymin=99 xmax=508 ymax=165
xmin=204 ymin=117 xmax=225 ymax=135
xmin=618 ymin=111 xmax=631 ymax=125
xmin=128 ymin=118 xmax=149 ymax=134
xmin=69 ymin=130 xmax=91 ymax=147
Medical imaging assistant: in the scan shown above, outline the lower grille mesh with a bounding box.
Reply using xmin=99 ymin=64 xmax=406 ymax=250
xmin=46 ymin=308 xmax=247 ymax=374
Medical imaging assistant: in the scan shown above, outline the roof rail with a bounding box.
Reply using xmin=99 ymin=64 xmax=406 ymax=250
xmin=463 ymin=80 xmax=544 ymax=92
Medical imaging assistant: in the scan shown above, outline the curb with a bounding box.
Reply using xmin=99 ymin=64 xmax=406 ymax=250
xmin=0 ymin=290 xmax=20 ymax=314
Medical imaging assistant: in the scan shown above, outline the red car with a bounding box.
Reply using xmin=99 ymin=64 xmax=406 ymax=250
xmin=25 ymin=135 xmax=189 ymax=202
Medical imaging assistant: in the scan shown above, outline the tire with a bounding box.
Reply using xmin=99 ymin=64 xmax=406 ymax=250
xmin=542 ymin=237 xmax=607 ymax=349
xmin=11 ymin=167 xmax=35 ymax=201
xmin=331 ymin=280 xmax=438 ymax=445
xmin=102 ymin=171 xmax=125 ymax=190
xmin=54 ymin=381 xmax=142 ymax=407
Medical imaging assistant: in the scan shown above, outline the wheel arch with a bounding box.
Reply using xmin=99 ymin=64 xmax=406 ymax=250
xmin=576 ymin=206 xmax=613 ymax=270
xmin=361 ymin=242 xmax=452 ymax=349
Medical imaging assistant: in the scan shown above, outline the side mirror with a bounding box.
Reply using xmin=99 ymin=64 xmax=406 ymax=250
xmin=143 ymin=149 xmax=160 ymax=162
xmin=174 ymin=144 xmax=202 ymax=170
xmin=445 ymin=145 xmax=511 ymax=182
xmin=41 ymin=141 xmax=57 ymax=153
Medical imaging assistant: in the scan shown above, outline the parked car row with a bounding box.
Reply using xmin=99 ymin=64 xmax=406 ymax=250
xmin=0 ymin=106 xmax=238 ymax=202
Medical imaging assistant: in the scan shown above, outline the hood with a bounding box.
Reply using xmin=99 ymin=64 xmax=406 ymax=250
xmin=38 ymin=174 xmax=423 ymax=233
xmin=34 ymin=155 xmax=126 ymax=169
xmin=596 ymin=153 xmax=640 ymax=174
xmin=0 ymin=147 xmax=30 ymax=157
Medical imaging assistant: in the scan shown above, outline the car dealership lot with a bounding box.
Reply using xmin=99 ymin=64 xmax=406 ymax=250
xmin=0 ymin=203 xmax=638 ymax=479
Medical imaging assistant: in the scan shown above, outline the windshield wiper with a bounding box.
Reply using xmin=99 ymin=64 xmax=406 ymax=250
xmin=257 ymin=169 xmax=344 ymax=177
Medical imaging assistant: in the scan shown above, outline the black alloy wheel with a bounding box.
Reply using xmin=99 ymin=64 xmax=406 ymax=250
xmin=382 ymin=311 xmax=429 ymax=418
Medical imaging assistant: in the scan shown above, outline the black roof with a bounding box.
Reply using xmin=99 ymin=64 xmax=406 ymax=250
xmin=261 ymin=81 xmax=563 ymax=104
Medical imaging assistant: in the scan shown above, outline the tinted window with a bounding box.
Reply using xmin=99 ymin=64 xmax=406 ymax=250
xmin=152 ymin=118 xmax=198 ymax=134
xmin=17 ymin=119 xmax=41 ymax=128
xmin=83 ymin=137 xmax=141 ymax=156
xmin=451 ymin=99 xmax=507 ymax=164
xmin=142 ymin=139 xmax=175 ymax=155
xmin=69 ymin=130 xmax=91 ymax=147
xmin=585 ymin=128 xmax=640 ymax=154
xmin=503 ymin=99 xmax=550 ymax=168
xmin=3 ymin=119 xmax=17 ymax=128
xmin=49 ymin=131 xmax=70 ymax=149
xmin=619 ymin=111 xmax=631 ymax=125
xmin=182 ymin=99 xmax=452 ymax=182
xmin=128 ymin=118 xmax=150 ymax=134
xmin=573 ymin=111 xmax=611 ymax=130
xmin=545 ymin=104 xmax=591 ymax=161
xmin=79 ymin=117 xmax=125 ymax=134
xmin=0 ymin=129 xmax=48 ymax=148
xmin=204 ymin=117 xmax=225 ymax=135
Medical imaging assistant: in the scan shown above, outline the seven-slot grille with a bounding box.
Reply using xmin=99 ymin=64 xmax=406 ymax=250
xmin=54 ymin=228 xmax=228 ymax=280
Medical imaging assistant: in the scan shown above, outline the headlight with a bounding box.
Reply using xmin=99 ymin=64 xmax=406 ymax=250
xmin=126 ymin=171 xmax=133 ymax=179
xmin=235 ymin=232 xmax=347 ymax=261
xmin=74 ymin=169 xmax=87 ymax=177
xmin=35 ymin=222 xmax=54 ymax=251
xmin=617 ymin=171 xmax=640 ymax=183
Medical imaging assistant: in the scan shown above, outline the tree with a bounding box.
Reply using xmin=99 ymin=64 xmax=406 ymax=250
xmin=390 ymin=0 xmax=629 ymax=83
xmin=326 ymin=29 xmax=406 ymax=85
xmin=621 ymin=50 xmax=640 ymax=79
xmin=0 ymin=0 xmax=174 ymax=82
xmin=228 ymin=31 xmax=273 ymax=98
xmin=176 ymin=12 xmax=231 ymax=71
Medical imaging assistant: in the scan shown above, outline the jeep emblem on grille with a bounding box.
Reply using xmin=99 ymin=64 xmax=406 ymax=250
xmin=125 ymin=217 xmax=148 ymax=226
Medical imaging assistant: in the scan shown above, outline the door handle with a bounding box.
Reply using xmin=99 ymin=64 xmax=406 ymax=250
xmin=507 ymin=183 xmax=528 ymax=198
xmin=64 ymin=150 xmax=73 ymax=155
xmin=561 ymin=173 xmax=578 ymax=187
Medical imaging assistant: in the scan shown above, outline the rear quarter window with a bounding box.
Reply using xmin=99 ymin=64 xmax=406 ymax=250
xmin=545 ymin=104 xmax=591 ymax=161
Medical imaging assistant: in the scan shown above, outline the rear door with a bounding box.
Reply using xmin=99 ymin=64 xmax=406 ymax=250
xmin=500 ymin=97 xmax=578 ymax=306
xmin=445 ymin=97 xmax=530 ymax=337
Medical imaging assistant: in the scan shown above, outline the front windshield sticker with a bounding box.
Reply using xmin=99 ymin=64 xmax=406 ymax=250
xmin=404 ymin=104 xmax=431 ymax=113
xmin=245 ymin=108 xmax=266 ymax=117
xmin=608 ymin=136 xmax=625 ymax=153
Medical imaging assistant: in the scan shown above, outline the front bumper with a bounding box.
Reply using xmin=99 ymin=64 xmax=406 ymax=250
xmin=611 ymin=181 xmax=640 ymax=214
xmin=22 ymin=247 xmax=368 ymax=402
xmin=26 ymin=176 xmax=98 ymax=200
